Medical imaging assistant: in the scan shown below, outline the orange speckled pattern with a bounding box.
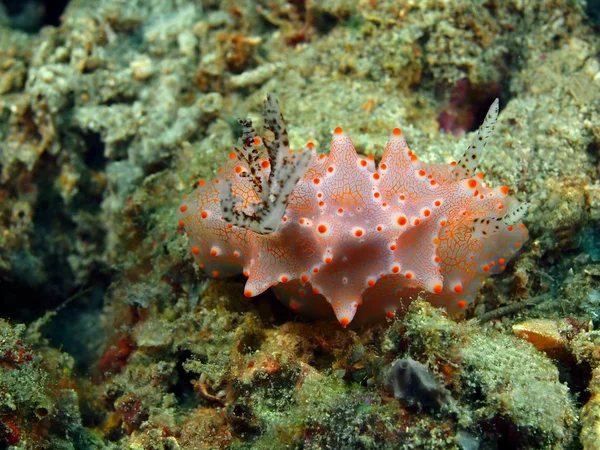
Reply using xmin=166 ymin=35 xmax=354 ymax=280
xmin=178 ymin=97 xmax=528 ymax=326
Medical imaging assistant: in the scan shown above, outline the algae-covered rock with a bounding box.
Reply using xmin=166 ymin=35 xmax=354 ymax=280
xmin=460 ymin=330 xmax=576 ymax=448
xmin=0 ymin=318 xmax=107 ymax=448
xmin=581 ymin=366 xmax=600 ymax=450
xmin=395 ymin=301 xmax=578 ymax=448
xmin=0 ymin=319 xmax=51 ymax=420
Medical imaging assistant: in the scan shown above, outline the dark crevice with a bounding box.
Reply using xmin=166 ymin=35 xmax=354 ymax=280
xmin=1 ymin=0 xmax=70 ymax=32
xmin=82 ymin=131 xmax=108 ymax=171
xmin=171 ymin=350 xmax=199 ymax=408
xmin=437 ymin=78 xmax=507 ymax=135
xmin=0 ymin=158 xmax=75 ymax=320
xmin=0 ymin=132 xmax=112 ymax=322
xmin=557 ymin=356 xmax=592 ymax=408
xmin=587 ymin=0 xmax=600 ymax=25
xmin=43 ymin=279 xmax=111 ymax=373
xmin=313 ymin=10 xmax=339 ymax=35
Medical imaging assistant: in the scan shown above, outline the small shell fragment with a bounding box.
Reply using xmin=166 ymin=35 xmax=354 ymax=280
xmin=512 ymin=319 xmax=566 ymax=351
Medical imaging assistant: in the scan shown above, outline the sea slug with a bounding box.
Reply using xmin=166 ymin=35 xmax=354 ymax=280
xmin=178 ymin=95 xmax=528 ymax=326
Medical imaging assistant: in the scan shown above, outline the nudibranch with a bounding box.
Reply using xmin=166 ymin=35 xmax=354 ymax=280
xmin=178 ymin=95 xmax=528 ymax=326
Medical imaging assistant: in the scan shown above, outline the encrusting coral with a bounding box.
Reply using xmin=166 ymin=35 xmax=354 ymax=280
xmin=178 ymin=95 xmax=528 ymax=326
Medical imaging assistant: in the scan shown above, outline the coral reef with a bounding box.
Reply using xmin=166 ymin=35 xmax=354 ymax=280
xmin=0 ymin=0 xmax=598 ymax=448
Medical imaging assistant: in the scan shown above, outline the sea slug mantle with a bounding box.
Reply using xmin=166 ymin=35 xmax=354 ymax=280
xmin=177 ymin=95 xmax=528 ymax=326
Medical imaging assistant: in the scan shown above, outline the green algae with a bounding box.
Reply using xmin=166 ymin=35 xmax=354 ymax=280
xmin=390 ymin=301 xmax=578 ymax=448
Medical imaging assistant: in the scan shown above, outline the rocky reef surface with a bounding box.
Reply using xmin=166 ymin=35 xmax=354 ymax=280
xmin=0 ymin=0 xmax=599 ymax=448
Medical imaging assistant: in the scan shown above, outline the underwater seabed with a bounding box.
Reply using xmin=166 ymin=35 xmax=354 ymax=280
xmin=0 ymin=0 xmax=599 ymax=448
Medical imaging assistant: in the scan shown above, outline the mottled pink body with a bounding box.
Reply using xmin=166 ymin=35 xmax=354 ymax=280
xmin=178 ymin=98 xmax=528 ymax=325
